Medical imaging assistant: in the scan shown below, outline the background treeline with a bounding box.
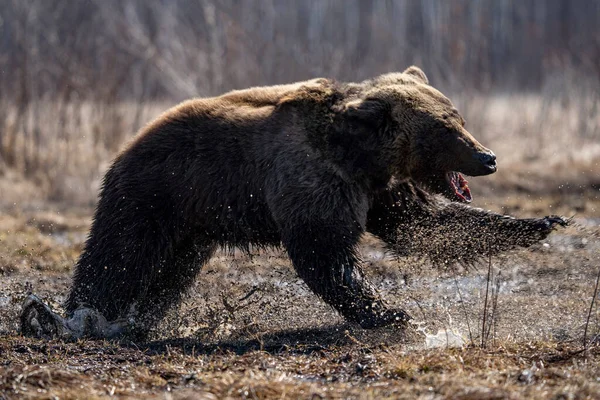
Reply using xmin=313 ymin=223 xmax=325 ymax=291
xmin=0 ymin=0 xmax=599 ymax=203
xmin=1 ymin=0 xmax=598 ymax=99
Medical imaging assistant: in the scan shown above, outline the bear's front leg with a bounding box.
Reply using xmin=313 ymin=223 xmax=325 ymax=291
xmin=398 ymin=203 xmax=567 ymax=263
xmin=281 ymin=222 xmax=410 ymax=328
xmin=367 ymin=181 xmax=568 ymax=263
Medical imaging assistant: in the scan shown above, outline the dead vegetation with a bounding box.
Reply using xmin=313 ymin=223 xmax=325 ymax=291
xmin=1 ymin=334 xmax=599 ymax=399
xmin=1 ymin=190 xmax=600 ymax=399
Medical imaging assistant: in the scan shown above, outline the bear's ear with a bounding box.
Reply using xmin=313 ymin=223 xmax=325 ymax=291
xmin=403 ymin=66 xmax=429 ymax=85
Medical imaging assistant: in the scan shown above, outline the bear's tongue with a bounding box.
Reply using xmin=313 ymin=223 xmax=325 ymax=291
xmin=449 ymin=172 xmax=472 ymax=202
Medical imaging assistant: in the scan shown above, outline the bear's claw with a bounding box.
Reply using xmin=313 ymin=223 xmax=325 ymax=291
xmin=522 ymin=215 xmax=570 ymax=244
xmin=21 ymin=294 xmax=72 ymax=339
xmin=542 ymin=215 xmax=570 ymax=229
xmin=21 ymin=294 xmax=132 ymax=340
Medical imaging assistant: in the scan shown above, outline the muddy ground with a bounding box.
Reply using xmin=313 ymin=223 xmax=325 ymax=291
xmin=1 ymin=187 xmax=600 ymax=399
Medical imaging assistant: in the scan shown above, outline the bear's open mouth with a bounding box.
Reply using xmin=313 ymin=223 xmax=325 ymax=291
xmin=447 ymin=171 xmax=472 ymax=202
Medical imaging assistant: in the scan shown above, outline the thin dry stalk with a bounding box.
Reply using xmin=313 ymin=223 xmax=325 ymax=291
xmin=481 ymin=246 xmax=492 ymax=348
xmin=493 ymin=274 xmax=501 ymax=347
xmin=453 ymin=274 xmax=474 ymax=346
xmin=583 ymin=264 xmax=600 ymax=349
xmin=485 ymin=272 xmax=501 ymax=347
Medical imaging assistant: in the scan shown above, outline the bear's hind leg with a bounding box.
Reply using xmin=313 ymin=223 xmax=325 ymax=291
xmin=22 ymin=237 xmax=216 ymax=341
xmin=129 ymin=239 xmax=217 ymax=339
xmin=21 ymin=294 xmax=131 ymax=340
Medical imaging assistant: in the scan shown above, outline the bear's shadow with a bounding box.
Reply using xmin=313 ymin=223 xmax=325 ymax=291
xmin=140 ymin=323 xmax=418 ymax=356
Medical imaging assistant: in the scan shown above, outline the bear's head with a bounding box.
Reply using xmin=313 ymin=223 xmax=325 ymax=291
xmin=341 ymin=67 xmax=496 ymax=202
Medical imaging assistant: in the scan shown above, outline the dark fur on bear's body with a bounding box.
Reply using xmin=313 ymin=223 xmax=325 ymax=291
xmin=67 ymin=81 xmax=395 ymax=332
xmin=58 ymin=68 xmax=564 ymax=339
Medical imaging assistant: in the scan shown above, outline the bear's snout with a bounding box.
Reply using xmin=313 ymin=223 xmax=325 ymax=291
xmin=478 ymin=151 xmax=497 ymax=170
xmin=472 ymin=151 xmax=497 ymax=175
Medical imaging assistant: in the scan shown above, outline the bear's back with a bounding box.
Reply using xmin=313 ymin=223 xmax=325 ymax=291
xmin=219 ymin=78 xmax=330 ymax=107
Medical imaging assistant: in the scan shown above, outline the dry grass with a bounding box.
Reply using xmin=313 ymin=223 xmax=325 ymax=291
xmin=1 ymin=335 xmax=598 ymax=399
xmin=0 ymin=99 xmax=168 ymax=206
xmin=1 ymin=188 xmax=600 ymax=398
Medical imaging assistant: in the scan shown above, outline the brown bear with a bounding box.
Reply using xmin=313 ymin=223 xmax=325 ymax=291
xmin=21 ymin=67 xmax=566 ymax=340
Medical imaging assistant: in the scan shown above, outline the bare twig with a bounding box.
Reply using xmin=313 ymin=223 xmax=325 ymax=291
xmin=453 ymin=274 xmax=474 ymax=346
xmin=583 ymin=264 xmax=600 ymax=349
xmin=485 ymin=272 xmax=501 ymax=347
xmin=238 ymin=286 xmax=260 ymax=302
xmin=492 ymin=272 xmax=501 ymax=348
xmin=481 ymin=243 xmax=492 ymax=348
